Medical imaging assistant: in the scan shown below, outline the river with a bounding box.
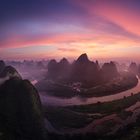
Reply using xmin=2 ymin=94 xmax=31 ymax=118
xmin=38 ymin=77 xmax=140 ymax=134
xmin=39 ymin=77 xmax=140 ymax=106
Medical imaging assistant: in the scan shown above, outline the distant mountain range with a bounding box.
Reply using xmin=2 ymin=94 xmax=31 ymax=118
xmin=47 ymin=53 xmax=119 ymax=88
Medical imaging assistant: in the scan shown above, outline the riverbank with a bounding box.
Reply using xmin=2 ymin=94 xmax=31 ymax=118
xmin=39 ymin=76 xmax=140 ymax=107
xmin=44 ymin=92 xmax=140 ymax=137
xmin=80 ymin=74 xmax=138 ymax=97
xmin=66 ymin=91 xmax=140 ymax=114
xmin=37 ymin=73 xmax=138 ymax=99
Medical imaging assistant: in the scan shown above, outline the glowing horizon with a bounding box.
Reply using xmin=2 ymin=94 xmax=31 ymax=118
xmin=0 ymin=0 xmax=140 ymax=61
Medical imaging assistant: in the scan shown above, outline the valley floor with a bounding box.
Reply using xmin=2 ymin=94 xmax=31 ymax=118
xmin=44 ymin=91 xmax=140 ymax=139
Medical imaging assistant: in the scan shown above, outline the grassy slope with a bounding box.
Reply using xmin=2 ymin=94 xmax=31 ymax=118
xmin=66 ymin=92 xmax=140 ymax=115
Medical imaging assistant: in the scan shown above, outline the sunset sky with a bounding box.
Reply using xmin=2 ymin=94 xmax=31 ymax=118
xmin=0 ymin=0 xmax=140 ymax=61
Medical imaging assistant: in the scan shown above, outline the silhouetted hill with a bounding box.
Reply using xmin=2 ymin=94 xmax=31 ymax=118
xmin=47 ymin=59 xmax=58 ymax=80
xmin=101 ymin=61 xmax=119 ymax=82
xmin=0 ymin=60 xmax=5 ymax=73
xmin=76 ymin=53 xmax=89 ymax=63
xmin=46 ymin=54 xmax=119 ymax=88
xmin=0 ymin=66 xmax=46 ymax=139
xmin=0 ymin=66 xmax=22 ymax=79
xmin=59 ymin=58 xmax=69 ymax=66
xmin=128 ymin=62 xmax=138 ymax=74
xmin=47 ymin=58 xmax=70 ymax=81
xmin=57 ymin=58 xmax=70 ymax=81
xmin=70 ymin=54 xmax=101 ymax=87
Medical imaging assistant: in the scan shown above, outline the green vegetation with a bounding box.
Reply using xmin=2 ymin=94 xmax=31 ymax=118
xmin=80 ymin=73 xmax=138 ymax=97
xmin=66 ymin=92 xmax=140 ymax=115
xmin=36 ymin=80 xmax=76 ymax=98
xmin=38 ymin=72 xmax=138 ymax=98
xmin=44 ymin=92 xmax=140 ymax=133
xmin=44 ymin=106 xmax=102 ymax=129
xmin=43 ymin=92 xmax=140 ymax=137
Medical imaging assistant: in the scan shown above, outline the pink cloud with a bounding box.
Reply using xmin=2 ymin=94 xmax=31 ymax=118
xmin=77 ymin=0 xmax=140 ymax=37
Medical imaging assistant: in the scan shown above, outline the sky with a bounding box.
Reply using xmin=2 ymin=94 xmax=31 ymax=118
xmin=0 ymin=0 xmax=140 ymax=61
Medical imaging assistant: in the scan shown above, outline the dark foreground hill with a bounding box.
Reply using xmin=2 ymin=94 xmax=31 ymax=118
xmin=0 ymin=63 xmax=46 ymax=140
